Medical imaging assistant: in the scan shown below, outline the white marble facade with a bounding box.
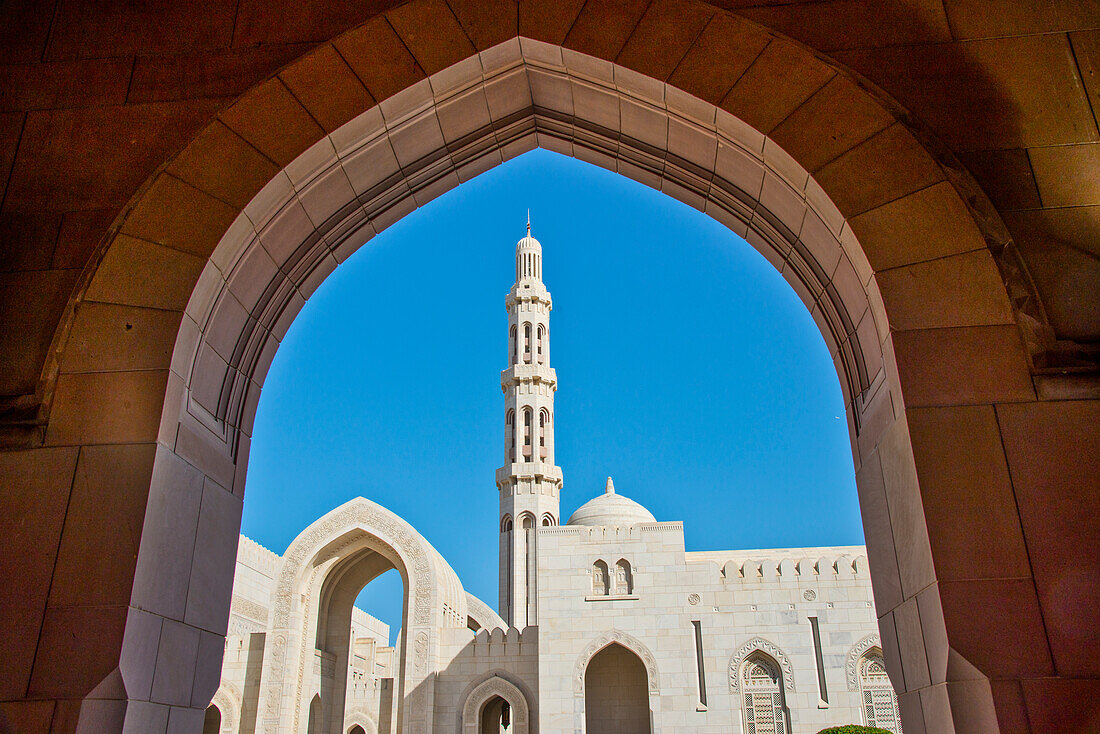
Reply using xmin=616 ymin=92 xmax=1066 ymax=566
xmin=207 ymin=227 xmax=900 ymax=734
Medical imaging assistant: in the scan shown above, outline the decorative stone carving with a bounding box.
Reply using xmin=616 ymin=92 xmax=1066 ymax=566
xmin=461 ymin=675 xmax=531 ymax=734
xmin=264 ymin=634 xmax=287 ymax=716
xmin=728 ymin=637 xmax=796 ymax=693
xmin=803 ymin=589 xmax=817 ymax=601
xmin=573 ymin=629 xmax=660 ymax=696
xmin=688 ymin=593 xmax=700 ymax=605
xmin=210 ymin=682 xmax=241 ymax=733
xmin=414 ymin=631 xmax=430 ymax=674
xmin=230 ymin=596 xmax=269 ymax=625
xmin=846 ymin=634 xmax=881 ymax=690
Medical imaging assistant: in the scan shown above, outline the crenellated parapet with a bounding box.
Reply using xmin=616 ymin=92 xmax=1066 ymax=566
xmin=470 ymin=625 xmax=537 ymax=655
xmin=238 ymin=535 xmax=280 ymax=576
xmin=687 ymin=546 xmax=870 ymax=586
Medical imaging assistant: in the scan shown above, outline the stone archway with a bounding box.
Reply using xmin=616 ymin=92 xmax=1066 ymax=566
xmin=34 ymin=5 xmax=1051 ymax=732
xmin=584 ymin=644 xmax=652 ymax=734
xmin=460 ymin=676 xmax=531 ymax=734
xmin=255 ymin=496 xmax=467 ymax=734
xmin=573 ymin=630 xmax=660 ymax=733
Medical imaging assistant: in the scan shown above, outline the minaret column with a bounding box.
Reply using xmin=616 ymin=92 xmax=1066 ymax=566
xmin=497 ymin=218 xmax=563 ymax=628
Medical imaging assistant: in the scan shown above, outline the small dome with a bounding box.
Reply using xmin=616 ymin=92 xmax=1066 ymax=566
xmin=566 ymin=477 xmax=657 ymax=527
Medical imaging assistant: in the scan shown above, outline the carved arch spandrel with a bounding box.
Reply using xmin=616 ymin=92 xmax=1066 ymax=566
xmin=460 ymin=674 xmax=532 ymax=734
xmin=846 ymin=633 xmax=882 ymax=690
xmin=728 ymin=637 xmax=796 ymax=693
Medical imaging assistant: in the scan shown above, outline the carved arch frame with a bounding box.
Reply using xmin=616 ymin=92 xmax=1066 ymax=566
xmin=846 ymin=634 xmax=883 ymax=691
xmin=256 ymin=496 xmax=465 ymax=734
xmin=209 ymin=682 xmax=241 ymax=733
xmin=344 ymin=709 xmax=378 ymax=734
xmin=574 ymin=630 xmax=661 ymax=733
xmin=574 ymin=629 xmax=660 ymax=696
xmin=728 ymin=637 xmax=796 ymax=693
xmin=459 ymin=674 xmax=532 ymax=734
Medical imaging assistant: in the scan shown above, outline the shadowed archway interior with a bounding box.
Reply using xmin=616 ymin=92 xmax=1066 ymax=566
xmin=584 ymin=643 xmax=651 ymax=734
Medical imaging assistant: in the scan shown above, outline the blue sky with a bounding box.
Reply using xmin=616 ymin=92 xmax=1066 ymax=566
xmin=242 ymin=149 xmax=862 ymax=639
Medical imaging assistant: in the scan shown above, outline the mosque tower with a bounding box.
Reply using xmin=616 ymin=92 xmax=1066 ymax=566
xmin=497 ymin=216 xmax=563 ymax=628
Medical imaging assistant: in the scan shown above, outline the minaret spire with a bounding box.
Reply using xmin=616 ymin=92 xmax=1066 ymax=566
xmin=497 ymin=220 xmax=561 ymax=628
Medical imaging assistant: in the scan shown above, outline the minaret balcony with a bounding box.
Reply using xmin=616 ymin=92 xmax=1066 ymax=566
xmin=501 ymin=364 xmax=557 ymax=389
xmin=496 ymin=463 xmax=564 ymax=484
xmin=506 ymin=285 xmax=552 ymax=307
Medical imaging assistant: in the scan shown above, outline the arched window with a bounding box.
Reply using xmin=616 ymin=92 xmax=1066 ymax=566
xmin=859 ymin=652 xmax=901 ymax=732
xmin=523 ymin=323 xmax=532 ymax=362
xmin=539 ymin=409 xmax=548 ymax=459
xmin=537 ymin=324 xmax=545 ymax=363
xmin=501 ymin=515 xmax=513 ymax=532
xmin=520 ymin=513 xmax=534 ymax=530
xmin=614 ymin=559 xmax=633 ymax=595
xmin=523 ymin=408 xmax=532 ymax=459
xmin=509 ymin=325 xmax=517 ymax=365
xmin=740 ymin=653 xmax=788 ymax=734
xmin=506 ymin=410 xmax=515 ymax=463
xmin=541 ymin=513 xmax=555 ymax=527
xmin=592 ymin=560 xmax=610 ymax=596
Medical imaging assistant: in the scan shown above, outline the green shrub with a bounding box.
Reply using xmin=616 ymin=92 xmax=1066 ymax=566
xmin=817 ymin=726 xmax=894 ymax=734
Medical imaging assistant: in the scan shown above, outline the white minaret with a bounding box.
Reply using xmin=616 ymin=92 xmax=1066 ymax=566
xmin=497 ymin=215 xmax=562 ymax=628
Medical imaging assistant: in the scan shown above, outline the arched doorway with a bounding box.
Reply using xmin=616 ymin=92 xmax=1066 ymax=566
xmin=202 ymin=705 xmax=220 ymax=734
xmin=307 ymin=694 xmax=322 ymax=734
xmin=584 ymin=643 xmax=651 ymax=734
xmin=460 ymin=676 xmax=531 ymax=734
xmin=348 ymin=726 xmax=366 ymax=734
xmin=479 ymin=696 xmax=511 ymax=734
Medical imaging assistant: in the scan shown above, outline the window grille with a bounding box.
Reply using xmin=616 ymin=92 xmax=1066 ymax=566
xmin=741 ymin=656 xmax=787 ymax=734
xmin=860 ymin=655 xmax=902 ymax=733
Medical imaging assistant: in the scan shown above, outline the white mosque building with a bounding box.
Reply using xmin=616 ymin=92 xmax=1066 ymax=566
xmin=207 ymin=224 xmax=901 ymax=734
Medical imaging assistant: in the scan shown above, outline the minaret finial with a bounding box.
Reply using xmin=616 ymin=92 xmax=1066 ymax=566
xmin=526 ymin=209 xmax=531 ymax=236
xmin=606 ymin=477 xmax=615 ymax=495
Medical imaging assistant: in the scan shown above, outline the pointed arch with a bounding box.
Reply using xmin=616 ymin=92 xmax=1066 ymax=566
xmin=737 ymin=652 xmax=790 ymax=734
xmin=591 ymin=560 xmax=610 ymax=596
xmin=614 ymin=558 xmax=634 ymax=595
xmin=460 ymin=674 xmax=532 ymax=734
xmin=209 ymin=682 xmax=241 ymax=733
xmin=573 ymin=629 xmax=660 ymax=696
xmin=344 ymin=710 xmax=378 ymax=734
xmin=846 ymin=633 xmax=882 ymax=690
xmin=69 ymin=23 xmax=1031 ymax=733
xmin=728 ymin=637 xmax=795 ymax=693
xmin=857 ymin=648 xmax=901 ymax=732
xmin=258 ymin=496 xmax=466 ymax=733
